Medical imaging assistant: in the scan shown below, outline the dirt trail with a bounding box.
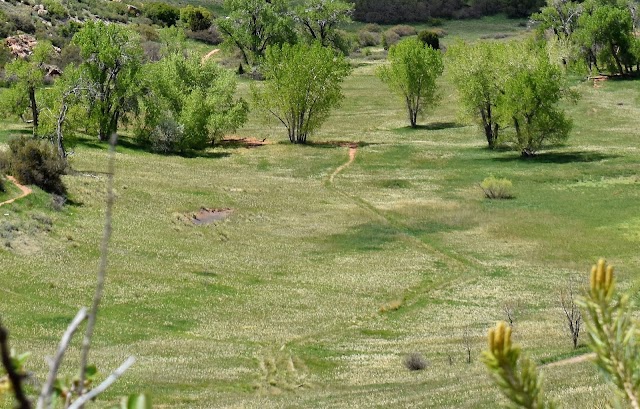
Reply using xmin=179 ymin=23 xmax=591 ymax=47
xmin=543 ymin=353 xmax=595 ymax=368
xmin=0 ymin=176 xmax=32 ymax=207
xmin=329 ymin=144 xmax=357 ymax=183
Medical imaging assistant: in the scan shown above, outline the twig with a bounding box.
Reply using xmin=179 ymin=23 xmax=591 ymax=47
xmin=0 ymin=320 xmax=32 ymax=409
xmin=36 ymin=308 xmax=88 ymax=409
xmin=67 ymin=357 xmax=135 ymax=409
xmin=77 ymin=133 xmax=118 ymax=397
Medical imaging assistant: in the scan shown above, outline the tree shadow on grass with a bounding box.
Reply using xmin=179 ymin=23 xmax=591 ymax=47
xmin=491 ymin=151 xmax=618 ymax=164
xmin=276 ymin=140 xmax=377 ymax=148
xmin=71 ymin=136 xmax=232 ymax=159
xmin=394 ymin=122 xmax=466 ymax=132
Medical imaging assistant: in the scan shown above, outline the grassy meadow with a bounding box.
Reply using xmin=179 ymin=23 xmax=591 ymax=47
xmin=1 ymin=18 xmax=640 ymax=408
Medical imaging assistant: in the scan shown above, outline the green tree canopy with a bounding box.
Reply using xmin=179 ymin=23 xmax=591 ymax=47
xmin=377 ymin=37 xmax=443 ymax=128
xmin=447 ymin=40 xmax=507 ymax=149
xmin=180 ymin=5 xmax=213 ymax=31
xmin=293 ymin=0 xmax=353 ymax=53
xmin=251 ymin=42 xmax=352 ymax=144
xmin=138 ymin=53 xmax=248 ymax=152
xmin=72 ymin=21 xmax=143 ymax=141
xmin=497 ymin=41 xmax=575 ymax=156
xmin=2 ymin=41 xmax=54 ymax=136
xmin=217 ymin=0 xmax=296 ymax=68
xmin=575 ymin=4 xmax=636 ymax=75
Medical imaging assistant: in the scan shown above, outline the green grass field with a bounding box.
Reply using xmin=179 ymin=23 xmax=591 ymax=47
xmin=1 ymin=22 xmax=640 ymax=408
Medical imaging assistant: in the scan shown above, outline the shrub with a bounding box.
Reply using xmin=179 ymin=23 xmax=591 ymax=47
xmin=480 ymin=176 xmax=513 ymax=199
xmin=42 ymin=0 xmax=69 ymax=19
xmin=0 ymin=136 xmax=67 ymax=195
xmin=135 ymin=23 xmax=159 ymax=42
xmin=418 ymin=29 xmax=439 ymax=50
xmin=362 ymin=23 xmax=382 ymax=33
xmin=0 ymin=176 xmax=5 ymax=193
xmin=8 ymin=11 xmax=36 ymax=34
xmin=358 ymin=30 xmax=380 ymax=47
xmin=390 ymin=24 xmax=416 ymax=37
xmin=404 ymin=353 xmax=428 ymax=371
xmin=180 ymin=5 xmax=212 ymax=32
xmin=143 ymin=2 xmax=180 ymax=26
xmin=149 ymin=117 xmax=185 ymax=153
xmin=382 ymin=29 xmax=400 ymax=50
xmin=185 ymin=26 xmax=222 ymax=45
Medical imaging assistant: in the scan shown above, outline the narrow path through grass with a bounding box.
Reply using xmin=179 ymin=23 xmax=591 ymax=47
xmin=0 ymin=176 xmax=32 ymax=207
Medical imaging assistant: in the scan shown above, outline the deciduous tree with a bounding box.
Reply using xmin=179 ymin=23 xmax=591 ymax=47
xmin=72 ymin=21 xmax=143 ymax=141
xmin=2 ymin=42 xmax=54 ymax=136
xmin=377 ymin=37 xmax=443 ymax=128
xmin=217 ymin=0 xmax=296 ymax=67
xmin=293 ymin=0 xmax=353 ymax=53
xmin=251 ymin=42 xmax=351 ymax=143
xmin=447 ymin=40 xmax=507 ymax=149
xmin=138 ymin=53 xmax=248 ymax=152
xmin=497 ymin=42 xmax=575 ymax=156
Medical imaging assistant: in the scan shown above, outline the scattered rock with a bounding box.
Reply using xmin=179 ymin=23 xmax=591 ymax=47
xmin=5 ymin=34 xmax=38 ymax=59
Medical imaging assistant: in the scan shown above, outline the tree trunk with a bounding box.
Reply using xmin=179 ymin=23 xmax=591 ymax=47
xmin=409 ymin=109 xmax=417 ymax=128
xmin=56 ymin=103 xmax=69 ymax=159
xmin=610 ymin=42 xmax=624 ymax=76
xmin=29 ymin=86 xmax=38 ymax=137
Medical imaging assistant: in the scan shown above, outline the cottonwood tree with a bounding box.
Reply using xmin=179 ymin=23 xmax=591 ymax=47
xmin=533 ymin=0 xmax=584 ymax=38
xmin=72 ymin=21 xmax=143 ymax=141
xmin=2 ymin=42 xmax=54 ymax=137
xmin=447 ymin=40 xmax=507 ymax=149
xmin=217 ymin=0 xmax=296 ymax=68
xmin=138 ymin=52 xmax=248 ymax=152
xmin=497 ymin=41 xmax=575 ymax=157
xmin=377 ymin=37 xmax=443 ymax=128
xmin=575 ymin=4 xmax=637 ymax=75
xmin=251 ymin=42 xmax=351 ymax=144
xmin=293 ymin=0 xmax=354 ymax=53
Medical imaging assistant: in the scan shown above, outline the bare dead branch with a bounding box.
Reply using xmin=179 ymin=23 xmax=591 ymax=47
xmin=36 ymin=308 xmax=88 ymax=409
xmin=503 ymin=303 xmax=516 ymax=327
xmin=67 ymin=356 xmax=135 ymax=409
xmin=0 ymin=319 xmax=32 ymax=409
xmin=560 ymin=280 xmax=582 ymax=349
xmin=462 ymin=327 xmax=472 ymax=364
xmin=77 ymin=133 xmax=118 ymax=397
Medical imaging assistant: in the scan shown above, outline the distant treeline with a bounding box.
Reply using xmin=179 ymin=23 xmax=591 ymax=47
xmin=352 ymin=0 xmax=545 ymax=23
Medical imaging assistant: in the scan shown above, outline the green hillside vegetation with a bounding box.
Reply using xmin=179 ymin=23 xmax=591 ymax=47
xmin=1 ymin=0 xmax=640 ymax=408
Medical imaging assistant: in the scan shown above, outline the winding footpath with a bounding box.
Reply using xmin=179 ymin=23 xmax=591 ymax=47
xmin=0 ymin=176 xmax=32 ymax=207
xmin=328 ymin=144 xmax=358 ymax=184
xmin=543 ymin=353 xmax=596 ymax=368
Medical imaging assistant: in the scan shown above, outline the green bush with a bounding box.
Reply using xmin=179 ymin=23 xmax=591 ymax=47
xmin=180 ymin=5 xmax=212 ymax=32
xmin=480 ymin=176 xmax=513 ymax=199
xmin=0 ymin=136 xmax=67 ymax=195
xmin=42 ymin=0 xmax=69 ymax=19
xmin=8 ymin=11 xmax=36 ymax=34
xmin=144 ymin=2 xmax=180 ymax=26
xmin=418 ymin=29 xmax=439 ymax=50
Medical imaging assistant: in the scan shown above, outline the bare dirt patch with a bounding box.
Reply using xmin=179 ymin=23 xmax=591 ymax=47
xmin=188 ymin=208 xmax=233 ymax=225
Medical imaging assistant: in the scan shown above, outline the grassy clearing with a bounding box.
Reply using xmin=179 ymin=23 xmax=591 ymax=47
xmin=1 ymin=23 xmax=640 ymax=408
